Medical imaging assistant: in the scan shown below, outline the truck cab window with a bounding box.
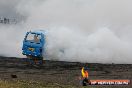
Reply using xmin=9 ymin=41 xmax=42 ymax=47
xmin=26 ymin=33 xmax=41 ymax=43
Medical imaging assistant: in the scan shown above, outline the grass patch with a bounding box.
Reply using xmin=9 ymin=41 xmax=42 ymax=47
xmin=0 ymin=80 xmax=76 ymax=88
xmin=0 ymin=80 xmax=131 ymax=88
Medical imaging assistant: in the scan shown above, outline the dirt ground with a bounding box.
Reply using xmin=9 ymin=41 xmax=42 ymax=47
xmin=0 ymin=56 xmax=131 ymax=87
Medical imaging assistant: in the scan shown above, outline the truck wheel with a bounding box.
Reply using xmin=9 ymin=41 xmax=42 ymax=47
xmin=38 ymin=59 xmax=43 ymax=65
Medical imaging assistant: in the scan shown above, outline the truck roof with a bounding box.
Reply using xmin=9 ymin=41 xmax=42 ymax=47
xmin=28 ymin=30 xmax=47 ymax=35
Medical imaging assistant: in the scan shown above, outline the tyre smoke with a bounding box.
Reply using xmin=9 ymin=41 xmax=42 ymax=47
xmin=1 ymin=0 xmax=132 ymax=63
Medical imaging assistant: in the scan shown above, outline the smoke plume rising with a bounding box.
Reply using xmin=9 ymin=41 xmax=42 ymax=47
xmin=1 ymin=0 xmax=132 ymax=63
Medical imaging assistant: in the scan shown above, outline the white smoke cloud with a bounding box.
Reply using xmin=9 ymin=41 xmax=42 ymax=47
xmin=0 ymin=24 xmax=26 ymax=57
xmin=46 ymin=26 xmax=132 ymax=63
xmin=0 ymin=0 xmax=132 ymax=63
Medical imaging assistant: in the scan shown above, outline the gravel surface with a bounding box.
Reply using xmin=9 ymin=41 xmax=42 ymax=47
xmin=0 ymin=56 xmax=131 ymax=87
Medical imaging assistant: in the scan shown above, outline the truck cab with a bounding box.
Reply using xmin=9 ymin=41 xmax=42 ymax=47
xmin=22 ymin=30 xmax=46 ymax=64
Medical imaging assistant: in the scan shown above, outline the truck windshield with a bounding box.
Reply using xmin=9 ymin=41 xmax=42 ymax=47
xmin=26 ymin=33 xmax=41 ymax=43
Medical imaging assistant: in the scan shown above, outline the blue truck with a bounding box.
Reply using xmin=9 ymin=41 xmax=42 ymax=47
xmin=22 ymin=30 xmax=46 ymax=65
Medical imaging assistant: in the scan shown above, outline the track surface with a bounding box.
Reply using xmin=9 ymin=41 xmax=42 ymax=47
xmin=0 ymin=56 xmax=131 ymax=87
